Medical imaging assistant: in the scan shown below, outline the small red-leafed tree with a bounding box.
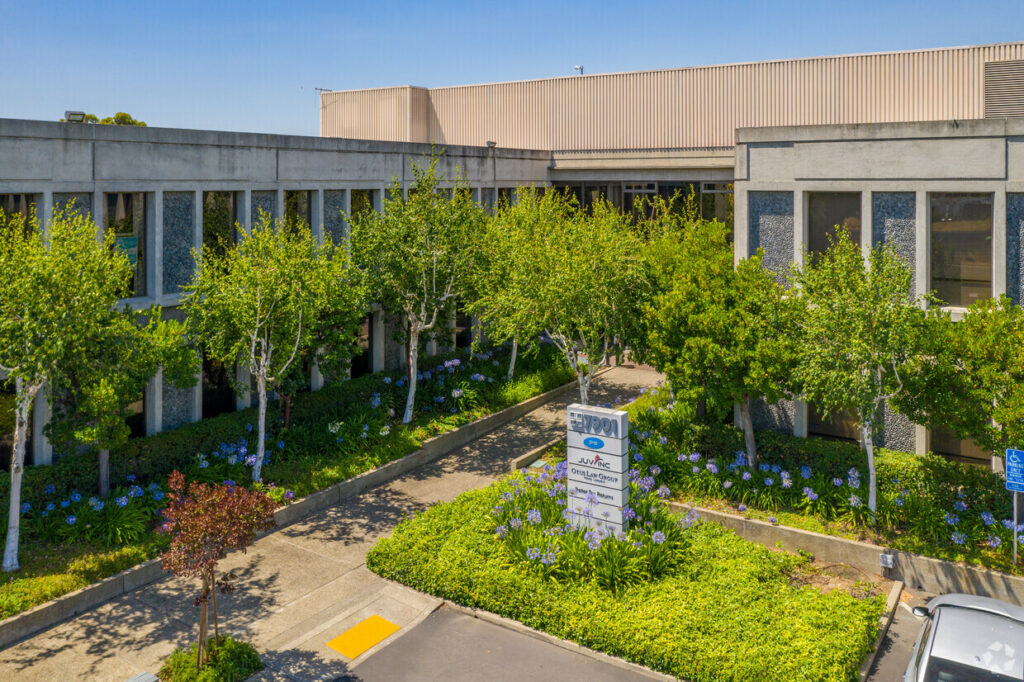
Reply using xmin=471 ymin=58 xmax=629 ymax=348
xmin=160 ymin=472 xmax=277 ymax=670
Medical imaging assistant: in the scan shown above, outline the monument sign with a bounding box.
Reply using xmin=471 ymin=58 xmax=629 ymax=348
xmin=566 ymin=403 xmax=629 ymax=533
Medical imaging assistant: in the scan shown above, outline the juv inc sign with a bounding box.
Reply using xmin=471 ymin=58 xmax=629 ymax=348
xmin=566 ymin=403 xmax=629 ymax=533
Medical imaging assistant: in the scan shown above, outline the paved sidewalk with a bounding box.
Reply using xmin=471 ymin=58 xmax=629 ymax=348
xmin=0 ymin=364 xmax=660 ymax=681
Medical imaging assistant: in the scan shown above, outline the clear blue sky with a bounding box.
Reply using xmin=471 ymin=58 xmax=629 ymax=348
xmin=1 ymin=0 xmax=1022 ymax=137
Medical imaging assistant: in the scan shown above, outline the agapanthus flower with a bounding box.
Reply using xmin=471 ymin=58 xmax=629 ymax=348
xmin=988 ymin=535 xmax=1002 ymax=549
xmin=764 ymin=478 xmax=774 ymax=487
xmin=706 ymin=463 xmax=719 ymax=475
xmin=526 ymin=509 xmax=542 ymax=524
xmin=945 ymin=513 xmax=959 ymax=526
xmin=769 ymin=516 xmax=778 ymax=524
xmin=541 ymin=552 xmax=556 ymax=565
xmin=742 ymin=471 xmax=752 ymax=481
xmin=19 ymin=503 xmax=30 ymax=514
xmin=723 ymin=480 xmax=733 ymax=489
xmin=657 ymin=485 xmax=670 ymax=499
xmin=639 ymin=476 xmax=655 ymax=493
xmin=509 ymin=517 xmax=522 ymax=530
xmin=832 ymin=478 xmax=844 ymax=487
xmin=692 ymin=466 xmax=700 ymax=474
xmin=689 ymin=453 xmax=701 ymax=463
xmin=126 ymin=474 xmax=136 ymax=482
xmin=46 ymin=502 xmax=55 ymax=511
xmin=981 ymin=511 xmax=995 ymax=526
xmin=44 ymin=484 xmax=55 ymax=495
xmin=65 ymin=515 xmax=76 ymax=525
xmin=800 ymin=466 xmax=813 ymax=480
xmin=803 ymin=487 xmax=818 ymax=501
xmin=849 ymin=494 xmax=862 ymax=508
xmin=652 ymin=531 xmax=666 ymax=544
xmin=495 ymin=525 xmax=508 ymax=538
xmin=951 ymin=531 xmax=967 ymax=546
xmin=895 ymin=497 xmax=904 ymax=507
xmin=116 ymin=496 xmax=128 ymax=507
xmin=284 ymin=490 xmax=295 ymax=500
xmin=60 ymin=499 xmax=70 ymax=508
xmin=759 ymin=463 xmax=770 ymax=472
xmin=623 ymin=506 xmax=636 ymax=520
xmin=70 ymin=492 xmax=82 ymax=503
xmin=633 ymin=453 xmax=644 ymax=462
xmin=526 ymin=547 xmax=541 ymax=560
xmin=650 ymin=465 xmax=661 ymax=476
xmin=737 ymin=504 xmax=747 ymax=512
xmin=954 ymin=500 xmax=967 ymax=512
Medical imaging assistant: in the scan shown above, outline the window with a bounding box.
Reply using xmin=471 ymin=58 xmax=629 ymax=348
xmin=105 ymin=193 xmax=148 ymax=297
xmin=284 ymin=190 xmax=312 ymax=232
xmin=497 ymin=187 xmax=516 ymax=206
xmin=0 ymin=194 xmax=38 ymax=221
xmin=202 ymin=191 xmax=238 ymax=259
xmin=808 ymin=192 xmax=861 ymax=258
xmin=808 ymin=403 xmax=861 ymax=444
xmin=623 ymin=182 xmax=657 ymax=217
xmin=351 ymin=314 xmax=373 ymax=379
xmin=202 ymin=354 xmax=236 ymax=420
xmin=931 ymin=426 xmax=990 ymax=464
xmin=930 ymin=193 xmax=993 ymax=307
xmin=701 ymin=182 xmax=734 ymax=229
xmin=350 ymin=189 xmax=376 ymax=219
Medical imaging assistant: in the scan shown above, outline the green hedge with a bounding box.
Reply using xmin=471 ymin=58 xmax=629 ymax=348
xmin=367 ymin=482 xmax=884 ymax=682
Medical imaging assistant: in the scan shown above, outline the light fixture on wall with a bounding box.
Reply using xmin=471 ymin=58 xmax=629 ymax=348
xmin=486 ymin=141 xmax=496 ymax=148
xmin=64 ymin=111 xmax=86 ymax=123
xmin=574 ymin=65 xmax=584 ymax=75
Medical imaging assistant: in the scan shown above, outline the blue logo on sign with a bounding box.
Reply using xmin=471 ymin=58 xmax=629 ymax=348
xmin=583 ymin=437 xmax=604 ymax=449
xmin=1007 ymin=449 xmax=1024 ymax=492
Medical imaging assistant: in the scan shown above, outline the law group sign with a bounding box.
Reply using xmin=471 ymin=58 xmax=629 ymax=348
xmin=566 ymin=403 xmax=629 ymax=534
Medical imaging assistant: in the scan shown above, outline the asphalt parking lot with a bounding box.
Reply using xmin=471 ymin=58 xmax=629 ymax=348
xmin=867 ymin=586 xmax=936 ymax=681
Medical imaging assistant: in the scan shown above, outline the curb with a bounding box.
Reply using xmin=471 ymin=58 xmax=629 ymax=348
xmin=510 ymin=436 xmax=564 ymax=472
xmin=441 ymin=600 xmax=676 ymax=682
xmin=0 ymin=376 xmax=586 ymax=651
xmin=858 ymin=580 xmax=904 ymax=681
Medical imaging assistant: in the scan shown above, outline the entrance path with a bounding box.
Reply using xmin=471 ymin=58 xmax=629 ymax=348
xmin=0 ymin=364 xmax=661 ymax=681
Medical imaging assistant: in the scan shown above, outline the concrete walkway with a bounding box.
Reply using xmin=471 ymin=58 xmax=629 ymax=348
xmin=0 ymin=364 xmax=660 ymax=681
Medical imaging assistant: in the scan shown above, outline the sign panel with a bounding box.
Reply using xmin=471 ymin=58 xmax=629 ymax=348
xmin=567 ymin=403 xmax=629 ymax=532
xmin=1008 ymin=449 xmax=1024 ymax=492
xmin=566 ymin=447 xmax=629 ymax=474
xmin=567 ymin=430 xmax=628 ymax=456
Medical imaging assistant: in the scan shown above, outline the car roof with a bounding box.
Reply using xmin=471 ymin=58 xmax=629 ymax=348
xmin=929 ymin=604 xmax=1024 ymax=678
xmin=927 ymin=594 xmax=1024 ymax=623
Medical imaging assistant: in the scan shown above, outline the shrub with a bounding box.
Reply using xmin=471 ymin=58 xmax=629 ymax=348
xmin=158 ymin=635 xmax=262 ymax=682
xmin=367 ymin=480 xmax=883 ymax=682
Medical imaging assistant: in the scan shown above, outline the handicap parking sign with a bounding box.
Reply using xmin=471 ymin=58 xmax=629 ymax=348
xmin=1007 ymin=450 xmax=1024 ymax=492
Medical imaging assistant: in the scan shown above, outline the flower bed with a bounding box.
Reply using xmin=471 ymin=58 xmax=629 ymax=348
xmin=0 ymin=342 xmax=574 ymax=621
xmin=626 ymin=389 xmax=1020 ymax=574
xmin=367 ymin=468 xmax=885 ymax=682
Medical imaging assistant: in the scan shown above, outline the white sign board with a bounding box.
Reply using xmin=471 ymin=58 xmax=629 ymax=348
xmin=566 ymin=403 xmax=629 ymax=534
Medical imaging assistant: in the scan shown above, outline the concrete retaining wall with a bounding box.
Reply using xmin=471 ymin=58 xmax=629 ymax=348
xmin=680 ymin=503 xmax=1024 ymax=605
xmin=0 ymin=376 xmax=583 ymax=650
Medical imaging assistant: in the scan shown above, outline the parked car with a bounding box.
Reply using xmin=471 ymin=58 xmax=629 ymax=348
xmin=905 ymin=593 xmax=1024 ymax=681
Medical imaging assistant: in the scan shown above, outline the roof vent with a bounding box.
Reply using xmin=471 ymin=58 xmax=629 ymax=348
xmin=985 ymin=59 xmax=1024 ymax=118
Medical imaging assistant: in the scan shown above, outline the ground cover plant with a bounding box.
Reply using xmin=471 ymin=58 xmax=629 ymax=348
xmin=0 ymin=341 xmax=573 ymax=621
xmin=627 ymin=388 xmax=1021 ymax=573
xmin=367 ymin=464 xmax=885 ymax=681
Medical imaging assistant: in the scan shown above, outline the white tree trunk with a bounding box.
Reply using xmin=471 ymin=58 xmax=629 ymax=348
xmin=252 ymin=375 xmax=267 ymax=482
xmin=506 ymin=338 xmax=518 ymax=381
xmin=861 ymin=422 xmax=877 ymax=513
xmin=403 ymin=330 xmax=419 ymax=424
xmin=98 ymin=449 xmax=110 ymax=498
xmin=577 ymin=368 xmax=591 ymax=405
xmin=739 ymin=396 xmax=758 ymax=469
xmin=4 ymin=382 xmax=37 ymax=573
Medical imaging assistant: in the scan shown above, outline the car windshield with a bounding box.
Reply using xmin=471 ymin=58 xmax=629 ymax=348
xmin=925 ymin=656 xmax=1022 ymax=682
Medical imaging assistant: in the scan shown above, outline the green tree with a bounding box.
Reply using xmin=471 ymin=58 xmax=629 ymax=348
xmin=0 ymin=207 xmax=134 ymax=571
xmin=466 ymin=188 xmax=561 ymax=381
xmin=349 ymin=157 xmax=485 ymax=422
xmin=183 ymin=213 xmax=365 ymax=481
xmin=791 ymin=232 xmax=928 ymax=512
xmin=46 ymin=309 xmax=197 ymax=497
xmin=481 ymin=193 xmax=644 ymax=405
xmin=61 ymin=112 xmax=146 ymax=126
xmin=640 ymin=218 xmax=797 ymax=467
xmin=897 ymin=297 xmax=1024 ymax=458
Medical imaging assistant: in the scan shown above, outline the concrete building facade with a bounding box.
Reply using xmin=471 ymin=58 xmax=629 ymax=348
xmin=0 ymin=118 xmax=550 ymax=466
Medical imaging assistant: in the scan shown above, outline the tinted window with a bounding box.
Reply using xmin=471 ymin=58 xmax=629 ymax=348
xmin=808 ymin=192 xmax=861 ymax=258
xmin=930 ymin=193 xmax=993 ymax=307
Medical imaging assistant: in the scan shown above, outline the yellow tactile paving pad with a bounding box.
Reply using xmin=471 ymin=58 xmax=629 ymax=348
xmin=326 ymin=615 xmax=401 ymax=659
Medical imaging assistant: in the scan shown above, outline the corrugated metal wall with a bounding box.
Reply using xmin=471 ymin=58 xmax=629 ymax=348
xmin=986 ymin=59 xmax=1024 ymax=118
xmin=321 ymin=43 xmax=1024 ymax=150
xmin=320 ymin=86 xmax=412 ymax=141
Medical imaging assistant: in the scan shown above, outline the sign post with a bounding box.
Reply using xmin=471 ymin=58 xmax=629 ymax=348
xmin=566 ymin=403 xmax=629 ymax=534
xmin=1005 ymin=449 xmax=1024 ymax=566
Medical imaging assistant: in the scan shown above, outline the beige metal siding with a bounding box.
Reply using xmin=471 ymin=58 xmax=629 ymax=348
xmin=322 ymin=43 xmax=1024 ymax=150
xmin=320 ymin=86 xmax=412 ymax=142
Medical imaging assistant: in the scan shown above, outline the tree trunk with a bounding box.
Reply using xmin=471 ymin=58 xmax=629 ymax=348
xmin=577 ymin=367 xmax=591 ymax=405
xmin=506 ymin=338 xmax=518 ymax=381
xmin=739 ymin=395 xmax=758 ymax=470
xmin=861 ymin=422 xmax=878 ymax=513
xmin=403 ymin=330 xmax=419 ymax=423
xmin=98 ymin=449 xmax=110 ymax=498
xmin=197 ymin=575 xmax=210 ymax=670
xmin=3 ymin=383 xmax=36 ymax=573
xmin=211 ymin=569 xmax=219 ymax=640
xmin=252 ymin=375 xmax=267 ymax=482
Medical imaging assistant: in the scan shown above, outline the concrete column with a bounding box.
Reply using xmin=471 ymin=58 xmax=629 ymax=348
xmin=236 ymin=364 xmax=251 ymax=411
xmin=792 ymin=190 xmax=806 ymax=268
xmin=275 ymin=188 xmax=285 ymax=221
xmin=311 ymin=364 xmax=324 ymax=391
xmin=240 ymin=189 xmax=252 ymax=237
xmin=40 ymin=190 xmax=53 ymax=232
xmin=342 ymin=188 xmax=352 ymax=246
xmin=312 ymin=188 xmax=325 ymax=245
xmin=793 ymin=399 xmax=808 ymax=438
xmin=146 ymin=370 xmax=163 ymax=436
xmin=191 ymin=369 xmax=202 ymax=424
xmin=152 ymin=190 xmax=164 ymax=301
xmin=93 ymin=190 xmax=105 ymax=236
xmin=861 ymin=191 xmax=873 ymax=258
xmin=733 ymin=187 xmax=749 ymax=266
xmin=32 ymin=390 xmax=52 ymax=466
xmin=994 ymin=189 xmax=1007 ymax=298
xmin=915 ymin=424 xmax=930 ymax=456
xmin=915 ymin=191 xmax=929 ymax=307
xmin=371 ymin=308 xmax=385 ymax=372
xmin=193 ymin=189 xmax=203 ymax=264
xmin=375 ymin=187 xmax=385 ymax=212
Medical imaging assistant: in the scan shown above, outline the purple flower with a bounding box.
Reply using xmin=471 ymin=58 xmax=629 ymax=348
xmin=803 ymin=487 xmax=818 ymax=502
xmin=832 ymin=477 xmax=844 ymax=487
xmin=742 ymin=471 xmax=752 ymax=481
xmin=495 ymin=525 xmax=508 ymax=538
xmin=849 ymin=494 xmax=862 ymax=508
xmin=692 ymin=466 xmax=699 ymax=474
xmin=651 ymin=531 xmax=666 ymax=544
xmin=981 ymin=512 xmax=995 ymax=526
xmin=988 ymin=535 xmax=1002 ymax=549
xmin=650 ymin=465 xmax=661 ymax=476
xmin=43 ymin=484 xmax=55 ymax=495
xmin=706 ymin=463 xmax=719 ymax=475
xmin=509 ymin=517 xmax=522 ymax=530
xmin=284 ymin=490 xmax=295 ymax=500
xmin=657 ymin=485 xmax=670 ymax=499
xmin=689 ymin=453 xmax=701 ymax=463
xmin=639 ymin=476 xmax=655 ymax=493
xmin=954 ymin=500 xmax=967 ymax=512
xmin=769 ymin=516 xmax=778 ymax=524
xmin=541 ymin=552 xmax=556 ymax=565
xmin=65 ymin=515 xmax=76 ymax=525
xmin=723 ymin=480 xmax=733 ymax=489
xmin=526 ymin=509 xmax=542 ymax=525
xmin=737 ymin=504 xmax=747 ymax=512
xmin=623 ymin=507 xmax=636 ymax=520
xmin=764 ymin=477 xmax=774 ymax=487
xmin=633 ymin=453 xmax=644 ymax=462
xmin=126 ymin=474 xmax=136 ymax=482
xmin=945 ymin=513 xmax=959 ymax=526
xmin=658 ymin=436 xmax=668 ymax=445
xmin=116 ymin=496 xmax=128 ymax=507
xmin=800 ymin=466 xmax=813 ymax=480
xmin=951 ymin=531 xmax=967 ymax=546
xmin=526 ymin=547 xmax=541 ymax=560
